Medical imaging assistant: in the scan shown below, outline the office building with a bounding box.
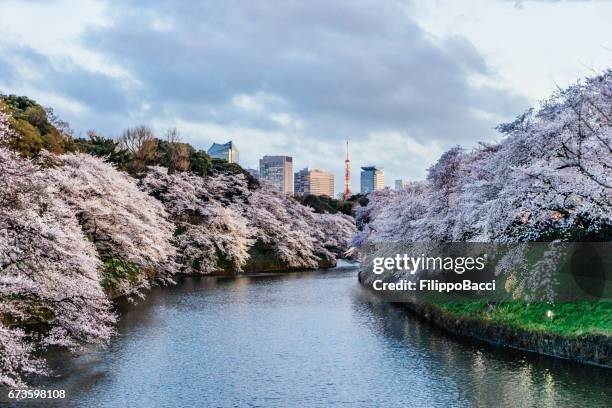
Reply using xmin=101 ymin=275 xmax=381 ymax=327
xmin=294 ymin=168 xmax=334 ymax=197
xmin=395 ymin=179 xmax=409 ymax=190
xmin=309 ymin=169 xmax=334 ymax=197
xmin=360 ymin=166 xmax=384 ymax=194
xmin=259 ymin=155 xmax=293 ymax=194
xmin=207 ymin=141 xmax=239 ymax=163
xmin=294 ymin=168 xmax=309 ymax=195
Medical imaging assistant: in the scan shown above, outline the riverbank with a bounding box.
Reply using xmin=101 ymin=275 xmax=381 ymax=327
xmin=110 ymin=259 xmax=360 ymax=299
xmin=358 ymin=271 xmax=612 ymax=368
xmin=214 ymin=251 xmax=338 ymax=275
xmin=180 ymin=258 xmax=359 ymax=277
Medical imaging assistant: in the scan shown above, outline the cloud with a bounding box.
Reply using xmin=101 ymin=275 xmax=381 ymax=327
xmin=82 ymin=1 xmax=527 ymax=141
xmin=504 ymin=0 xmax=601 ymax=10
xmin=0 ymin=0 xmax=534 ymax=191
xmin=0 ymin=46 xmax=130 ymax=114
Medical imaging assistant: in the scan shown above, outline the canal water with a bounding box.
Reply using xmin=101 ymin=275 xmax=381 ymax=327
xmin=34 ymin=265 xmax=611 ymax=407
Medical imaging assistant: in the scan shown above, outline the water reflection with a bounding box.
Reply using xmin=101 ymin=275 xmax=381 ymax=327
xmin=23 ymin=268 xmax=612 ymax=408
xmin=356 ymin=291 xmax=612 ymax=407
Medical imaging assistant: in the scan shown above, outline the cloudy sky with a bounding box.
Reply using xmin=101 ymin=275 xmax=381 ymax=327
xmin=1 ymin=0 xmax=611 ymax=194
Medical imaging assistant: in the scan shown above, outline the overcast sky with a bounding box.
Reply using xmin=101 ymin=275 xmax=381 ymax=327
xmin=1 ymin=0 xmax=611 ymax=194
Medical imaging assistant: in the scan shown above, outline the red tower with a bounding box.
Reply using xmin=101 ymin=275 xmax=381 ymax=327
xmin=343 ymin=140 xmax=351 ymax=199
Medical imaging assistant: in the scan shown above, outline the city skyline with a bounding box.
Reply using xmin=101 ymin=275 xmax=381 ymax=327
xmin=213 ymin=140 xmax=402 ymax=194
xmin=1 ymin=1 xmax=611 ymax=193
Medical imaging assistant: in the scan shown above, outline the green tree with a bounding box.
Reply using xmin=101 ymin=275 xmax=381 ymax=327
xmin=1 ymin=94 xmax=74 ymax=156
xmin=75 ymin=130 xmax=132 ymax=169
xmin=189 ymin=150 xmax=212 ymax=177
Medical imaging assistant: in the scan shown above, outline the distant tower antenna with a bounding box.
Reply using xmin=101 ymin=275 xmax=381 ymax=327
xmin=344 ymin=139 xmax=351 ymax=199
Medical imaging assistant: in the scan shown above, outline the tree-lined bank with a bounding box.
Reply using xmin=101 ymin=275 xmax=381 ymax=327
xmin=355 ymin=71 xmax=611 ymax=365
xmin=0 ymin=99 xmax=355 ymax=387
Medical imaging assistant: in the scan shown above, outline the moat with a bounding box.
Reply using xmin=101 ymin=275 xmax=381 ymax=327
xmin=36 ymin=265 xmax=612 ymax=407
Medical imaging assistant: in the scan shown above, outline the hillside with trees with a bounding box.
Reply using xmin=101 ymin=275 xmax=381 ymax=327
xmin=0 ymin=96 xmax=355 ymax=387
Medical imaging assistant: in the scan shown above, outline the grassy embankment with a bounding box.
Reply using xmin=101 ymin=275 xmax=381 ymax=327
xmin=435 ymin=301 xmax=612 ymax=338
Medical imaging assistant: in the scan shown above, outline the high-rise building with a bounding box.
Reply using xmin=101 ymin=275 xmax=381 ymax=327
xmin=207 ymin=141 xmax=239 ymax=163
xmin=294 ymin=168 xmax=309 ymax=195
xmin=360 ymin=166 xmax=384 ymax=194
xmin=310 ymin=169 xmax=334 ymax=197
xmin=395 ymin=179 xmax=409 ymax=190
xmin=294 ymin=168 xmax=334 ymax=197
xmin=259 ymin=155 xmax=293 ymax=194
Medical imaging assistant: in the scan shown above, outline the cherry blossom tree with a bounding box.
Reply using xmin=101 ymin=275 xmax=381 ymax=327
xmin=1 ymin=109 xmax=115 ymax=387
xmin=358 ymin=71 xmax=612 ymax=246
xmin=143 ymin=166 xmax=253 ymax=274
xmin=46 ymin=153 xmax=178 ymax=297
xmin=355 ymin=71 xmax=612 ymax=300
xmin=143 ymin=167 xmax=355 ymax=273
